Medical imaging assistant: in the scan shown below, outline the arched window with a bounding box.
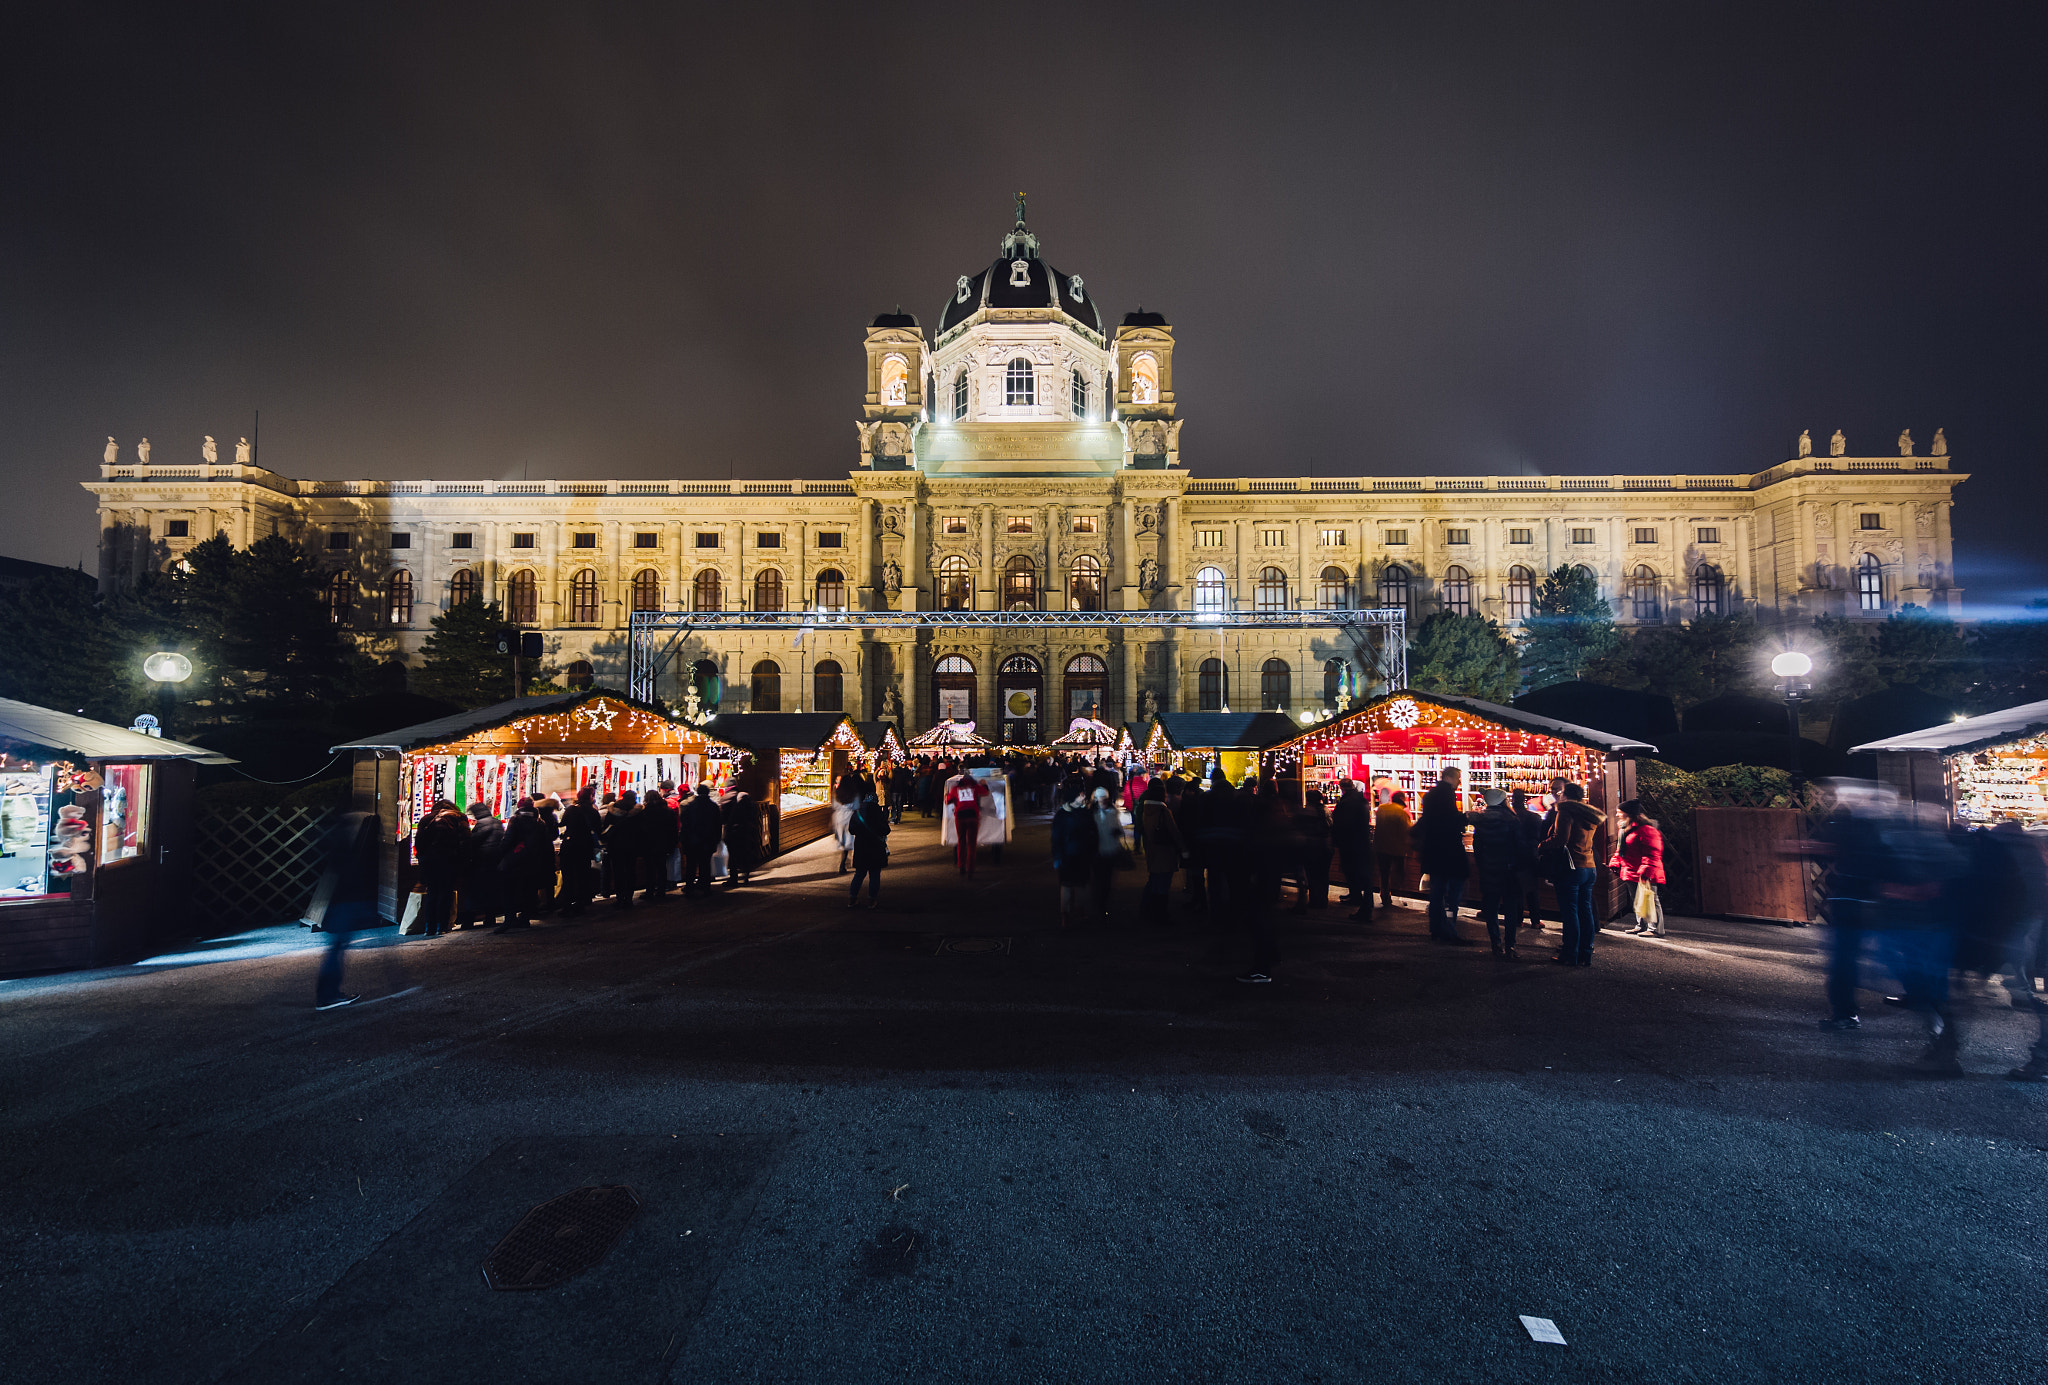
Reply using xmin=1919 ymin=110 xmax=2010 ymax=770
xmin=1005 ymin=357 xmax=1035 ymax=406
xmin=879 ymin=354 xmax=908 ymax=406
xmin=1064 ymin=653 xmax=1108 ymax=722
xmin=1629 ymin=565 xmax=1661 ymax=621
xmin=1261 ymin=658 xmax=1291 ymax=711
xmin=569 ymin=568 xmax=600 ymax=623
xmin=506 ymin=570 xmax=537 ymax=625
xmin=1003 ymin=554 xmax=1037 ymax=609
xmin=937 ymin=554 xmax=973 ymax=610
xmin=935 ymin=655 xmax=975 ymax=674
xmin=326 ymin=571 xmax=354 ymax=626
xmin=385 ymin=569 xmax=413 ymax=626
xmin=1574 ymin=564 xmax=1599 ymax=591
xmin=1857 ymin=553 xmax=1884 ymax=611
xmin=750 ymin=660 xmax=781 ymax=712
xmin=449 ymin=568 xmax=480 ymax=607
xmin=631 ymin=568 xmax=661 ymax=612
xmin=1131 ymin=354 xmax=1158 ymax=405
xmin=1198 ymin=657 xmax=1227 ymax=711
xmin=692 ymin=568 xmax=721 ymax=612
xmin=952 ymin=368 xmax=968 ymax=420
xmin=753 ymin=568 xmax=784 ymax=612
xmin=1069 ymin=553 xmax=1103 ymax=612
xmin=1323 ymin=658 xmax=1347 ymax=707
xmin=690 ymin=658 xmax=720 ymax=709
xmin=1194 ymin=565 xmax=1228 ymax=616
xmin=1255 ymin=566 xmax=1288 ymax=612
xmin=1441 ymin=565 xmax=1471 ymax=617
xmin=813 ymin=659 xmax=843 ymax=712
xmin=814 ymin=568 xmax=845 ymax=613
xmin=1071 ymin=368 xmax=1089 ymax=419
xmin=1378 ymin=563 xmax=1410 ymax=611
xmin=1692 ymin=564 xmax=1724 ymax=618
xmin=933 ymin=653 xmax=976 ymax=724
xmin=1316 ymin=566 xmax=1350 ymax=610
xmin=1001 ymin=654 xmax=1041 ymax=674
xmin=564 ymin=659 xmax=594 ymax=691
xmin=1505 ymin=565 xmax=1534 ymax=622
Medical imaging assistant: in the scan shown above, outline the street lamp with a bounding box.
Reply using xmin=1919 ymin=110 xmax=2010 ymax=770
xmin=143 ymin=651 xmax=192 ymax=736
xmin=1771 ymin=651 xmax=1813 ymax=779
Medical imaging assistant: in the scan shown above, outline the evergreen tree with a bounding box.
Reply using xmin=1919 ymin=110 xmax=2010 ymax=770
xmin=1872 ymin=606 xmax=1970 ymax=700
xmin=1408 ymin=612 xmax=1520 ymax=703
xmin=1517 ymin=565 xmax=1618 ymax=691
xmin=214 ymin=534 xmax=358 ymax=713
xmin=1582 ymin=612 xmax=1768 ymax=711
xmin=416 ymin=597 xmax=516 ymax=706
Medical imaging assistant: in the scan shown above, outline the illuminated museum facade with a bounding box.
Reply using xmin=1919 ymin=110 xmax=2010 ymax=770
xmin=83 ymin=211 xmax=1966 ymax=735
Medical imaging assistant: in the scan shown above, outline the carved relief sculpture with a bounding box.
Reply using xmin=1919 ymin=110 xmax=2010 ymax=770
xmin=883 ymin=559 xmax=902 ymax=593
xmin=1915 ymin=508 xmax=1934 ymax=538
xmin=1138 ymin=555 xmax=1160 ymax=590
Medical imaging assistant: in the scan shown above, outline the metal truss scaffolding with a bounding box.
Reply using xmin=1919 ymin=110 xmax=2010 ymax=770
xmin=628 ymin=608 xmax=1406 ymax=704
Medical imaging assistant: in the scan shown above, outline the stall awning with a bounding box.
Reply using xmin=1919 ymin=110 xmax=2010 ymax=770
xmin=1850 ymin=697 xmax=2048 ymax=757
xmin=1153 ymin=712 xmax=1304 ymax=753
xmin=699 ymin=713 xmax=864 ymax=753
xmin=330 ymin=689 xmax=694 ymax=754
xmin=1267 ymin=691 xmax=1657 ymax=760
xmin=0 ymin=697 xmax=235 ymax=764
xmin=856 ymin=723 xmax=906 ymax=757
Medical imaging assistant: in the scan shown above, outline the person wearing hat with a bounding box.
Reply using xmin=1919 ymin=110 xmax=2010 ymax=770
xmin=1471 ymin=786 xmax=1535 ymax=959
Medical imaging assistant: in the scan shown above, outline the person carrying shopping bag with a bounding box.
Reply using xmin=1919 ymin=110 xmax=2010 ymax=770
xmin=1613 ymin=798 xmax=1667 ymax=937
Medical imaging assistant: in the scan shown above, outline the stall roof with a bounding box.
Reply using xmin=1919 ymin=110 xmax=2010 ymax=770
xmin=699 ymin=712 xmax=863 ymax=753
xmin=1154 ymin=712 xmax=1304 ymax=752
xmin=0 ymin=697 xmax=236 ymax=764
xmin=856 ymin=722 xmax=905 ymax=753
xmin=1269 ymin=691 xmax=1658 ymax=757
xmin=330 ymin=688 xmax=677 ymax=752
xmin=1850 ymin=696 xmax=2048 ymax=756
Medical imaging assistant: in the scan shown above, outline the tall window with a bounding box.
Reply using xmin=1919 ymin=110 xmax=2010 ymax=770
xmin=631 ymin=569 xmax=661 ymax=612
xmin=750 ymin=660 xmax=781 ymax=712
xmin=564 ymin=659 xmax=594 ymax=691
xmin=507 ymin=570 xmax=537 ymax=625
xmin=1505 ymin=565 xmax=1534 ymax=622
xmin=385 ymin=570 xmax=413 ymax=626
xmin=1857 ymin=553 xmax=1884 ymax=611
xmin=1692 ymin=564 xmax=1724 ymax=618
xmin=1323 ymin=658 xmax=1347 ymax=707
xmin=1378 ymin=563 xmax=1410 ymax=611
xmin=1436 ymin=565 xmax=1469 ymax=617
xmin=1071 ymin=368 xmax=1088 ymax=418
xmin=569 ymin=568 xmax=600 ymax=623
xmin=937 ymin=554 xmax=973 ymax=610
xmin=814 ymin=568 xmax=845 ymax=613
xmin=1261 ymin=658 xmax=1291 ymax=711
xmin=753 ymin=569 xmax=784 ymax=612
xmin=326 ymin=571 xmax=354 ymax=626
xmin=1198 ymin=657 xmax=1227 ymax=711
xmin=1255 ymin=566 xmax=1288 ymax=612
xmin=952 ymin=369 xmax=968 ymax=420
xmin=1315 ymin=566 xmax=1350 ymax=610
xmin=1004 ymin=554 xmax=1037 ymax=609
xmin=813 ymin=659 xmax=843 ymax=712
xmin=1131 ymin=354 xmax=1158 ymax=404
xmin=1194 ymin=565 xmax=1228 ymax=615
xmin=1005 ymin=357 xmax=1035 ymax=405
xmin=1069 ymin=554 xmax=1103 ymax=611
xmin=450 ymin=568 xmax=480 ymax=607
xmin=1629 ymin=565 xmax=1661 ymax=621
xmin=692 ymin=568 xmax=721 ymax=612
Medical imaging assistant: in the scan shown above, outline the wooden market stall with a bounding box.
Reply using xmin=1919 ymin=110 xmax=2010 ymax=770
xmin=334 ymin=690 xmax=723 ymax=921
xmin=698 ymin=713 xmax=867 ymax=856
xmin=1 ymin=698 xmax=233 ymax=975
xmin=1151 ymin=712 xmax=1304 ymax=786
xmin=856 ymin=722 xmax=907 ymax=769
xmin=1852 ymin=695 xmax=2048 ymax=825
xmin=1262 ymin=691 xmax=1654 ymax=912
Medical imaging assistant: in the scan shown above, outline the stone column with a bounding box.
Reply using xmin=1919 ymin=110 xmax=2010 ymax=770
xmin=1113 ymin=500 xmax=1136 ymax=610
xmin=1160 ymin=498 xmax=1180 ymax=608
xmin=979 ymin=504 xmax=995 ymax=610
xmin=903 ymin=503 xmax=925 ymax=611
xmin=857 ymin=499 xmax=875 ymax=611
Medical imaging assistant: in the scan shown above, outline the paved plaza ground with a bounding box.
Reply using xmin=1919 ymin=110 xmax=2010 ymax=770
xmin=2 ymin=808 xmax=2044 ymax=1383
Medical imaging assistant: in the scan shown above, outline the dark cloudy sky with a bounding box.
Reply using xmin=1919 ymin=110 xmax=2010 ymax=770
xmin=6 ymin=3 xmax=2044 ymax=604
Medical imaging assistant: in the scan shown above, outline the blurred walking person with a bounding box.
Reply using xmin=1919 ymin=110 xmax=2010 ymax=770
xmin=1330 ymin=778 xmax=1374 ymax=919
xmin=1090 ymin=785 xmax=1127 ymax=922
xmin=1050 ymin=777 xmax=1098 ymax=930
xmin=314 ymin=811 xmax=378 ymax=1010
xmin=1137 ymin=779 xmax=1185 ymax=928
xmin=458 ymin=801 xmax=506 ymax=929
xmin=946 ymin=770 xmax=990 ymax=877
xmin=847 ymin=787 xmax=891 ymax=909
xmin=1416 ymin=768 xmax=1471 ymax=944
xmin=1292 ymin=788 xmax=1332 ymax=913
xmin=1375 ymin=790 xmax=1413 ymax=911
xmin=723 ymin=791 xmax=762 ymax=887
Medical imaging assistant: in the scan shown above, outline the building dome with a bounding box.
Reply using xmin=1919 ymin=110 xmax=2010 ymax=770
xmin=870 ymin=308 xmax=918 ymax=329
xmin=939 ymin=202 xmax=1102 ymax=336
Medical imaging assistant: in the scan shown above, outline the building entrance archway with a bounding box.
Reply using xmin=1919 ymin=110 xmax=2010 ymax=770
xmin=1063 ymin=653 xmax=1109 ymax=725
xmin=932 ymin=654 xmax=977 ymax=728
xmin=997 ymin=653 xmax=1043 ymax=743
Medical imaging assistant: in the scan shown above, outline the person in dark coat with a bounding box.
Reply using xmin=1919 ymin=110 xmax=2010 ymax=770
xmin=601 ymin=790 xmax=640 ymax=906
xmin=1329 ymin=778 xmax=1374 ymax=919
xmin=637 ymin=783 xmax=681 ymax=902
xmin=889 ymin=762 xmax=913 ymax=824
xmin=1415 ymin=768 xmax=1472 ymax=944
xmin=847 ymin=788 xmax=891 ymax=908
xmin=723 ymin=791 xmax=762 ymax=886
xmin=533 ymin=796 xmax=562 ymax=915
xmin=494 ymin=798 xmax=554 ymax=931
xmin=1049 ymin=777 xmax=1098 ymax=929
xmin=1542 ymin=783 xmax=1605 ymax=967
xmin=1174 ymin=776 xmax=1209 ymax=913
xmin=1471 ymin=788 xmax=1533 ymax=958
xmin=458 ymin=802 xmax=506 ymax=929
xmin=411 ymin=799 xmax=468 ymax=937
xmin=315 ymin=811 xmax=379 ymax=1009
xmin=1291 ymin=789 xmax=1333 ymax=913
xmin=1510 ymin=789 xmax=1546 ymax=930
xmin=558 ymin=784 xmax=602 ymax=914
xmin=679 ymin=783 xmax=723 ymax=896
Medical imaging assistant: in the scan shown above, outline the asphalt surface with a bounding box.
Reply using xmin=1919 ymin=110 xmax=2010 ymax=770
xmin=2 ymin=808 xmax=2044 ymax=1383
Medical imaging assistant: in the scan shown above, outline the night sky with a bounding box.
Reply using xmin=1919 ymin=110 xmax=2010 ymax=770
xmin=6 ymin=3 xmax=2044 ymax=605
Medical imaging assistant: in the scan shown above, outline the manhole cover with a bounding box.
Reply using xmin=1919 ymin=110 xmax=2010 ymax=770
xmin=935 ymin=936 xmax=1011 ymax=956
xmin=482 ymin=1184 xmax=640 ymax=1290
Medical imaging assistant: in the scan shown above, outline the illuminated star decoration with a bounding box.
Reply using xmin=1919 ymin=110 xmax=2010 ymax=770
xmin=1386 ymin=698 xmax=1421 ymax=729
xmin=578 ymin=699 xmax=618 ymax=732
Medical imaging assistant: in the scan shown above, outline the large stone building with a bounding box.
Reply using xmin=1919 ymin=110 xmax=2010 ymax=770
xmin=84 ymin=207 xmax=1965 ymax=736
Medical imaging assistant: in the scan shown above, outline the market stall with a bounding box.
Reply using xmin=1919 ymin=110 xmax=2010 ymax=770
xmin=699 ymin=712 xmax=867 ymax=855
xmin=1151 ymin=712 xmax=1303 ymax=787
xmin=1 ymin=698 xmax=232 ymax=975
xmin=856 ymin=722 xmax=907 ymax=769
xmin=335 ymin=690 xmax=723 ymax=920
xmin=1852 ymin=695 xmax=2048 ymax=825
xmin=1263 ymin=691 xmax=1653 ymax=909
xmin=1050 ymin=716 xmax=1121 ymax=762
xmin=906 ymin=719 xmax=995 ymax=753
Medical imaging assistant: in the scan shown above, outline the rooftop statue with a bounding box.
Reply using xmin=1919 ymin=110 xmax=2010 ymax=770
xmin=137 ymin=438 xmax=150 ymax=463
xmin=1931 ymin=427 xmax=1947 ymax=456
xmin=1897 ymin=429 xmax=1913 ymax=457
xmin=1829 ymin=429 xmax=1846 ymax=457
xmin=1797 ymin=429 xmax=1812 ymax=458
xmin=202 ymin=435 xmax=218 ymax=464
xmin=104 ymin=436 xmax=118 ymax=466
xmin=236 ymin=437 xmax=252 ymax=465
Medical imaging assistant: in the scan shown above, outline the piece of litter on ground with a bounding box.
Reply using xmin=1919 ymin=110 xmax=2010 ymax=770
xmin=891 ymin=1183 xmax=910 ymax=1200
xmin=1520 ymin=1315 xmax=1567 ymax=1345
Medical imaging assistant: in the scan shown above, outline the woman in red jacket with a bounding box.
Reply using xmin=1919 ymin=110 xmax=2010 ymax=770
xmin=1613 ymin=799 xmax=1667 ymax=937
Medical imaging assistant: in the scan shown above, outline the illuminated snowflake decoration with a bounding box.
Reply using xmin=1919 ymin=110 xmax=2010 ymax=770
xmin=577 ymin=699 xmax=618 ymax=732
xmin=1386 ymin=698 xmax=1421 ymax=730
